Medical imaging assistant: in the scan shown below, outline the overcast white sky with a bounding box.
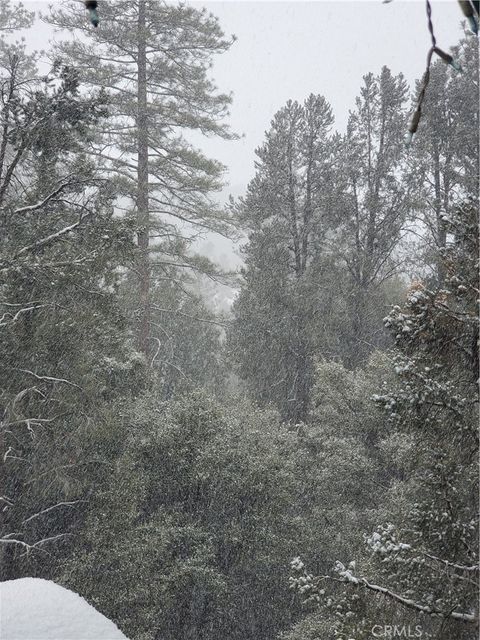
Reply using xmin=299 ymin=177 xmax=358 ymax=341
xmin=197 ymin=1 xmax=465 ymax=196
xmin=20 ymin=1 xmax=467 ymax=267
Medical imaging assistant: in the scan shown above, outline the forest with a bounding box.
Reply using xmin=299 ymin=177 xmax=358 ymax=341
xmin=0 ymin=1 xmax=478 ymax=639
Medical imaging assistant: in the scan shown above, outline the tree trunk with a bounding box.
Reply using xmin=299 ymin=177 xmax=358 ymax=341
xmin=136 ymin=0 xmax=151 ymax=358
xmin=433 ymin=145 xmax=447 ymax=285
xmin=294 ymin=337 xmax=310 ymax=423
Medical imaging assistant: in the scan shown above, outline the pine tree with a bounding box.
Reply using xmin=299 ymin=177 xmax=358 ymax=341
xmin=228 ymin=95 xmax=346 ymax=422
xmin=408 ymin=35 xmax=479 ymax=283
xmin=45 ymin=0 xmax=236 ymax=358
xmin=338 ymin=66 xmax=410 ymax=366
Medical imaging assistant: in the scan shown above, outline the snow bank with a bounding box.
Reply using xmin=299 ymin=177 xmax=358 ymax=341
xmin=0 ymin=578 xmax=128 ymax=640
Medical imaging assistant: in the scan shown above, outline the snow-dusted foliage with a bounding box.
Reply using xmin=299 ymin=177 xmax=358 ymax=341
xmin=1 ymin=4 xmax=478 ymax=640
xmin=0 ymin=3 xmax=142 ymax=575
xmin=289 ymin=201 xmax=479 ymax=639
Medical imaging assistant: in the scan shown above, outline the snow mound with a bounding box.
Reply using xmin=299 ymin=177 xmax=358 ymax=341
xmin=0 ymin=578 xmax=128 ymax=640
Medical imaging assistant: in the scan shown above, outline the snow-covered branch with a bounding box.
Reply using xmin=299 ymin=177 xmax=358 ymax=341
xmin=0 ymin=533 xmax=71 ymax=554
xmin=11 ymin=368 xmax=82 ymax=390
xmin=12 ymin=179 xmax=76 ymax=216
xmin=23 ymin=501 xmax=86 ymax=525
xmin=291 ymin=557 xmax=479 ymax=627
xmin=0 ymin=304 xmax=48 ymax=327
xmin=356 ymin=575 xmax=477 ymax=624
xmin=10 ymin=212 xmax=93 ymax=260
xmin=424 ymin=553 xmax=479 ymax=574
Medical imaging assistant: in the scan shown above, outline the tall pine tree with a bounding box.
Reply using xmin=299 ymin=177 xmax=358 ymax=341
xmin=45 ymin=0 xmax=236 ymax=357
xmin=337 ymin=67 xmax=410 ymax=366
xmin=228 ymin=95 xmax=345 ymax=422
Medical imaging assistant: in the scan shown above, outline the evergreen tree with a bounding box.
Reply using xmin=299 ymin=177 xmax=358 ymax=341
xmin=45 ymin=0 xmax=236 ymax=357
xmin=337 ymin=66 xmax=410 ymax=366
xmin=0 ymin=0 xmax=33 ymax=40
xmin=120 ymin=271 xmax=226 ymax=397
xmin=0 ymin=42 xmax=140 ymax=579
xmin=228 ymin=95 xmax=346 ymax=422
xmin=408 ymin=35 xmax=479 ymax=283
